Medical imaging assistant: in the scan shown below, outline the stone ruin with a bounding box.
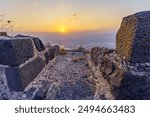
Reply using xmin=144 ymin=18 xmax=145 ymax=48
xmin=1 ymin=11 xmax=150 ymax=100
xmin=116 ymin=11 xmax=150 ymax=63
xmin=89 ymin=11 xmax=150 ymax=100
xmin=0 ymin=35 xmax=59 ymax=92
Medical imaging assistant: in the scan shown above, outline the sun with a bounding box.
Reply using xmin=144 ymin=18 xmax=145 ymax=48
xmin=59 ymin=25 xmax=66 ymax=33
xmin=60 ymin=27 xmax=65 ymax=33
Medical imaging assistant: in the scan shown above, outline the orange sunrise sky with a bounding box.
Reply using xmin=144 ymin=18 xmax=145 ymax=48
xmin=0 ymin=0 xmax=150 ymax=33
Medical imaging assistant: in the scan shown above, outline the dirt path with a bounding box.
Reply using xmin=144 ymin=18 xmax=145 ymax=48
xmin=37 ymin=51 xmax=96 ymax=100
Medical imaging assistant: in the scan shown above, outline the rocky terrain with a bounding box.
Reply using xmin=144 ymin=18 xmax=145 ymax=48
xmin=0 ymin=50 xmax=96 ymax=100
xmin=88 ymin=47 xmax=150 ymax=99
xmin=36 ymin=52 xmax=96 ymax=100
xmin=87 ymin=11 xmax=150 ymax=100
xmin=1 ymin=11 xmax=150 ymax=100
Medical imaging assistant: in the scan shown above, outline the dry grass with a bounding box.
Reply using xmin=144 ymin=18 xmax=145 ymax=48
xmin=72 ymin=56 xmax=85 ymax=62
xmin=59 ymin=47 xmax=67 ymax=55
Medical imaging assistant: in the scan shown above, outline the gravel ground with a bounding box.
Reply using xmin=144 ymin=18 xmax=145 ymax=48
xmin=24 ymin=52 xmax=96 ymax=100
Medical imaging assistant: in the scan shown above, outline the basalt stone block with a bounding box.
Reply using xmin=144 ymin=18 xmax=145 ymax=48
xmin=116 ymin=11 xmax=150 ymax=62
xmin=43 ymin=46 xmax=59 ymax=65
xmin=14 ymin=35 xmax=45 ymax=52
xmin=19 ymin=57 xmax=45 ymax=89
xmin=32 ymin=38 xmax=45 ymax=51
xmin=117 ymin=71 xmax=150 ymax=100
xmin=44 ymin=51 xmax=50 ymax=64
xmin=4 ymin=57 xmax=45 ymax=91
xmin=0 ymin=39 xmax=34 ymax=67
xmin=53 ymin=45 xmax=59 ymax=55
xmin=47 ymin=45 xmax=59 ymax=60
xmin=5 ymin=67 xmax=23 ymax=91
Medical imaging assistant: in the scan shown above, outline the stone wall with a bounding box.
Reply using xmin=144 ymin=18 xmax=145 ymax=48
xmin=87 ymin=48 xmax=124 ymax=99
xmin=88 ymin=47 xmax=150 ymax=99
xmin=0 ymin=36 xmax=59 ymax=93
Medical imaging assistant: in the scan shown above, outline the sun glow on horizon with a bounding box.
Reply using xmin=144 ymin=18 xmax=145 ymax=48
xmin=60 ymin=27 xmax=65 ymax=33
xmin=59 ymin=25 xmax=67 ymax=33
xmin=1 ymin=0 xmax=149 ymax=33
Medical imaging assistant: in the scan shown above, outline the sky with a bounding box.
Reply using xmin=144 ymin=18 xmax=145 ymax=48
xmin=0 ymin=0 xmax=150 ymax=33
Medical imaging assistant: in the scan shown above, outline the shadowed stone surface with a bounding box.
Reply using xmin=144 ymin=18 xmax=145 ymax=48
xmin=47 ymin=45 xmax=59 ymax=60
xmin=0 ymin=39 xmax=34 ymax=67
xmin=32 ymin=38 xmax=45 ymax=51
xmin=117 ymin=11 xmax=150 ymax=63
xmin=4 ymin=56 xmax=46 ymax=91
xmin=5 ymin=67 xmax=23 ymax=91
xmin=19 ymin=57 xmax=45 ymax=89
xmin=117 ymin=72 xmax=150 ymax=99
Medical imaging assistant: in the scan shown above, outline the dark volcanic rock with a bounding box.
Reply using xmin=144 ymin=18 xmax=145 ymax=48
xmin=26 ymin=87 xmax=37 ymax=98
xmin=89 ymin=45 xmax=150 ymax=100
xmin=5 ymin=67 xmax=23 ymax=91
xmin=19 ymin=57 xmax=45 ymax=89
xmin=47 ymin=45 xmax=59 ymax=60
xmin=116 ymin=11 xmax=150 ymax=63
xmin=0 ymin=36 xmax=52 ymax=92
xmin=32 ymin=38 xmax=45 ymax=51
xmin=117 ymin=72 xmax=150 ymax=100
xmin=44 ymin=51 xmax=50 ymax=64
xmin=15 ymin=34 xmax=45 ymax=52
xmin=5 ymin=56 xmax=46 ymax=91
xmin=0 ymin=39 xmax=34 ymax=67
xmin=32 ymin=81 xmax=50 ymax=100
